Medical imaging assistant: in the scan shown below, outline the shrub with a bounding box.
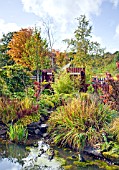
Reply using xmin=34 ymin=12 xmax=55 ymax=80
xmin=48 ymin=93 xmax=117 ymax=151
xmin=100 ymin=78 xmax=119 ymax=111
xmin=51 ymin=71 xmax=74 ymax=94
xmin=0 ymin=97 xmax=18 ymax=124
xmin=0 ymin=96 xmax=40 ymax=125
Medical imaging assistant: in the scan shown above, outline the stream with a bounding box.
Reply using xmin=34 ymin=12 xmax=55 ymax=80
xmin=0 ymin=139 xmax=106 ymax=170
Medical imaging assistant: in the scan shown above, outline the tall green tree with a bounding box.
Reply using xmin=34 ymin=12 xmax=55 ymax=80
xmin=65 ymin=15 xmax=104 ymax=68
xmin=0 ymin=32 xmax=31 ymax=95
xmin=23 ymin=27 xmax=50 ymax=82
xmin=0 ymin=32 xmax=14 ymax=67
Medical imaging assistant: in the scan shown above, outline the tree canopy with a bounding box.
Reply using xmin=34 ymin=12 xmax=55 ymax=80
xmin=64 ymin=15 xmax=105 ymax=68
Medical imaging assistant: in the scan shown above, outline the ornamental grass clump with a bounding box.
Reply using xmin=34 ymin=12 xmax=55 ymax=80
xmin=110 ymin=117 xmax=119 ymax=142
xmin=48 ymin=93 xmax=117 ymax=150
xmin=8 ymin=124 xmax=28 ymax=143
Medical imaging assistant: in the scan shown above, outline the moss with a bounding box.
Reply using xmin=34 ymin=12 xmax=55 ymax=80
xmin=55 ymin=157 xmax=66 ymax=166
xmin=73 ymin=160 xmax=119 ymax=170
xmin=102 ymin=151 xmax=119 ymax=165
xmin=73 ymin=161 xmax=87 ymax=167
xmin=54 ymin=150 xmax=59 ymax=156
xmin=25 ymin=146 xmax=31 ymax=151
xmin=103 ymin=152 xmax=119 ymax=159
xmin=67 ymin=156 xmax=78 ymax=161
xmin=63 ymin=165 xmax=73 ymax=169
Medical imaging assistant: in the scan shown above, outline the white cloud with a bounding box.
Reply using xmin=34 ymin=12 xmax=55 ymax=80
xmin=21 ymin=0 xmax=119 ymax=52
xmin=0 ymin=19 xmax=20 ymax=38
xmin=21 ymin=0 xmax=103 ymax=21
xmin=21 ymin=0 xmax=104 ymax=49
xmin=110 ymin=0 xmax=119 ymax=7
xmin=115 ymin=24 xmax=119 ymax=36
xmin=21 ymin=0 xmax=104 ymax=34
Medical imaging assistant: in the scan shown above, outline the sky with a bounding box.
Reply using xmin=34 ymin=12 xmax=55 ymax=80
xmin=0 ymin=0 xmax=119 ymax=53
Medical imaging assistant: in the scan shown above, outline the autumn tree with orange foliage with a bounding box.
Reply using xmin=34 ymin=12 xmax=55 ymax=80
xmin=7 ymin=28 xmax=33 ymax=67
xmin=7 ymin=27 xmax=51 ymax=82
xmin=52 ymin=49 xmax=69 ymax=68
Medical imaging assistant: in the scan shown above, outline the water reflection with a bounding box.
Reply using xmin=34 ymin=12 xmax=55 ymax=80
xmin=0 ymin=142 xmax=104 ymax=170
xmin=0 ymin=143 xmax=29 ymax=170
xmin=0 ymin=142 xmax=63 ymax=170
xmin=0 ymin=158 xmax=22 ymax=170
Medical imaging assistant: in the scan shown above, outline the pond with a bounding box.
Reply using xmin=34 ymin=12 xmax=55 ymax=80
xmin=0 ymin=140 xmax=109 ymax=170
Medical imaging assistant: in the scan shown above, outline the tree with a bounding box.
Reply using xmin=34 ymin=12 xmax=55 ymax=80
xmin=42 ymin=18 xmax=56 ymax=68
xmin=52 ymin=49 xmax=69 ymax=68
xmin=65 ymin=15 xmax=104 ymax=68
xmin=0 ymin=32 xmax=31 ymax=95
xmin=7 ymin=27 xmax=51 ymax=82
xmin=23 ymin=27 xmax=50 ymax=82
xmin=0 ymin=64 xmax=32 ymax=94
xmin=7 ymin=28 xmax=33 ymax=67
xmin=0 ymin=32 xmax=14 ymax=67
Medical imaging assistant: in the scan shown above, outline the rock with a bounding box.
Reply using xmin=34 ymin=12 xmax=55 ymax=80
xmin=27 ymin=122 xmax=39 ymax=127
xmin=27 ymin=126 xmax=36 ymax=131
xmin=38 ymin=120 xmax=42 ymax=125
xmin=42 ymin=133 xmax=49 ymax=138
xmin=40 ymin=116 xmax=45 ymax=122
xmin=35 ymin=129 xmax=42 ymax=136
xmin=0 ymin=129 xmax=7 ymax=135
xmin=78 ymin=153 xmax=85 ymax=162
xmin=39 ymin=124 xmax=48 ymax=133
xmin=84 ymin=147 xmax=102 ymax=158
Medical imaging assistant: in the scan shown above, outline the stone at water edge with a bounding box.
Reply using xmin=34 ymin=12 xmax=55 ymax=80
xmin=39 ymin=124 xmax=48 ymax=133
xmin=34 ymin=129 xmax=42 ymax=135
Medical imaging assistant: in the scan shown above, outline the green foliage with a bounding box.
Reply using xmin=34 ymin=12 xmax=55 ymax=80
xmin=87 ymin=84 xmax=94 ymax=93
xmin=39 ymin=93 xmax=76 ymax=113
xmin=0 ymin=32 xmax=14 ymax=68
xmin=115 ymin=51 xmax=119 ymax=62
xmin=0 ymin=64 xmax=32 ymax=94
xmin=48 ymin=93 xmax=117 ymax=150
xmin=8 ymin=124 xmax=28 ymax=143
xmin=51 ymin=71 xmax=74 ymax=94
xmin=64 ymin=15 xmax=104 ymax=68
xmin=16 ymin=114 xmax=40 ymax=127
xmin=0 ymin=76 xmax=11 ymax=97
xmin=23 ymin=27 xmax=50 ymax=71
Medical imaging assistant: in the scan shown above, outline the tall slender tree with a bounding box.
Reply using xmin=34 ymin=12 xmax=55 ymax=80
xmin=64 ymin=15 xmax=104 ymax=67
xmin=23 ymin=27 xmax=50 ymax=82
